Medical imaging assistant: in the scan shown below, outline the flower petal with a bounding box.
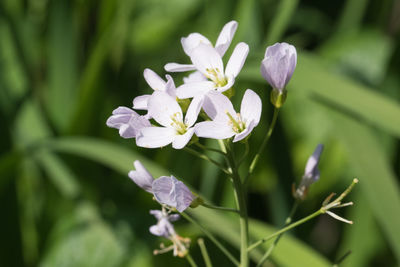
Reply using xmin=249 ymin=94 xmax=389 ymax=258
xmin=152 ymin=176 xmax=194 ymax=212
xmin=261 ymin=42 xmax=297 ymax=90
xmin=165 ymin=75 xmax=177 ymax=97
xmin=172 ymin=128 xmax=195 ymax=149
xmin=136 ymin=127 xmax=176 ymax=148
xmin=202 ymin=91 xmax=236 ymax=120
xmin=233 ymin=120 xmax=255 ymax=142
xmin=225 ymin=42 xmax=249 ymax=78
xmin=106 ymin=107 xmax=137 ymax=128
xmin=148 ymin=91 xmax=182 ymax=127
xmin=215 ymin=20 xmax=238 ymax=56
xmin=133 ymin=94 xmax=151 ymax=110
xmin=184 ymin=95 xmax=203 ymax=127
xmin=195 ymin=120 xmax=234 ymax=140
xmin=176 ymin=81 xmax=215 ymax=99
xmin=164 ymin=63 xmax=196 ymax=72
xmin=304 ymin=144 xmax=324 ymax=181
xmin=190 ymin=43 xmax=224 ymax=76
xmin=128 ymin=160 xmax=154 ymax=193
xmin=106 ymin=107 xmax=149 ymax=138
xmin=183 ymin=71 xmax=207 ymax=84
xmin=240 ymin=89 xmax=262 ymax=126
xmin=143 ymin=68 xmax=166 ymax=91
xmin=181 ymin=33 xmax=212 ymax=56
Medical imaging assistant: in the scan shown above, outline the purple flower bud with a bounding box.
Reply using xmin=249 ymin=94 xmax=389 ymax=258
xmin=106 ymin=107 xmax=151 ymax=138
xmin=128 ymin=160 xmax=154 ymax=193
xmin=152 ymin=176 xmax=194 ymax=212
xmin=294 ymin=144 xmax=324 ymax=200
xmin=303 ymin=144 xmax=324 ymax=186
xmin=261 ymin=42 xmax=297 ymax=91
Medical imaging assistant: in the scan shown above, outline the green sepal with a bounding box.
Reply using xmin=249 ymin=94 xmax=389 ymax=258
xmin=270 ymin=88 xmax=287 ymax=108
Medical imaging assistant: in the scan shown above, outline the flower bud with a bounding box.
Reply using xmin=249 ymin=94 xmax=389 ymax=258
xmin=261 ymin=42 xmax=297 ymax=108
xmin=294 ymin=144 xmax=324 ymax=200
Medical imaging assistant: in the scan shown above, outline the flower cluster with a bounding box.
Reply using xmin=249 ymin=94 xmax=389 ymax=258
xmin=107 ymin=20 xmax=263 ymax=151
xmin=106 ymin=20 xmax=306 ymax=260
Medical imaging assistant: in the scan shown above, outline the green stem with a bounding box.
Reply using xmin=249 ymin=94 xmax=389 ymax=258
xmin=183 ymin=147 xmax=231 ymax=176
xmin=225 ymin=142 xmax=249 ymax=267
xmin=186 ymin=253 xmax=198 ymax=267
xmin=181 ymin=212 xmax=239 ymax=266
xmin=201 ymin=203 xmax=239 ymax=214
xmin=248 ymin=208 xmax=322 ymax=252
xmin=198 ymin=238 xmax=213 ymax=267
xmin=237 ymin=140 xmax=249 ymax=167
xmin=245 ymin=108 xmax=280 ymax=185
xmin=256 ymin=202 xmax=299 ymax=266
xmin=195 ymin=142 xmax=226 ymax=155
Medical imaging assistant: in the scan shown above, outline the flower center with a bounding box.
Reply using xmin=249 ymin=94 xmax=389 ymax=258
xmin=170 ymin=112 xmax=187 ymax=135
xmin=226 ymin=111 xmax=246 ymax=133
xmin=205 ymin=68 xmax=228 ymax=87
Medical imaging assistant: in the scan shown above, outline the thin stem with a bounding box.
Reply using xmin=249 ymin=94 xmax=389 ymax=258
xmin=181 ymin=212 xmax=239 ymax=266
xmin=225 ymin=142 xmax=249 ymax=267
xmin=201 ymin=203 xmax=239 ymax=214
xmin=237 ymin=140 xmax=249 ymax=167
xmin=198 ymin=238 xmax=213 ymax=267
xmin=245 ymin=108 xmax=280 ymax=185
xmin=186 ymin=253 xmax=198 ymax=267
xmin=248 ymin=208 xmax=322 ymax=252
xmin=195 ymin=142 xmax=226 ymax=155
xmin=183 ymin=147 xmax=231 ymax=176
xmin=256 ymin=202 xmax=299 ymax=266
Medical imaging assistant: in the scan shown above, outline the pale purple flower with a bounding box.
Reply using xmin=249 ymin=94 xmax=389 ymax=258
xmin=149 ymin=209 xmax=180 ymax=238
xmin=152 ymin=176 xmax=195 ymax=213
xmin=303 ymin=144 xmax=324 ymax=185
xmin=195 ymin=89 xmax=262 ymax=142
xmin=294 ymin=144 xmax=324 ymax=200
xmin=150 ymin=209 xmax=191 ymax=257
xmin=133 ymin=68 xmax=176 ymax=111
xmin=128 ymin=160 xmax=154 ymax=193
xmin=128 ymin=161 xmax=195 ymax=212
xmin=165 ymin=20 xmax=238 ymax=73
xmin=261 ymin=42 xmax=297 ymax=91
xmin=136 ymin=91 xmax=202 ymax=149
xmin=174 ymin=43 xmax=249 ymax=99
xmin=106 ymin=107 xmax=151 ymax=138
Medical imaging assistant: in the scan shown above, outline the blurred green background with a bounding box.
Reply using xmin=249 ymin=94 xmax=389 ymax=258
xmin=1 ymin=0 xmax=400 ymax=266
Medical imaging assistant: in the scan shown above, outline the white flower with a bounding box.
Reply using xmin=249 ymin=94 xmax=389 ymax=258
xmin=195 ymin=89 xmax=262 ymax=142
xmin=175 ymin=43 xmax=249 ymax=99
xmin=164 ymin=20 xmax=238 ymax=73
xmin=183 ymin=71 xmax=207 ymax=84
xmin=133 ymin=68 xmax=176 ymax=111
xmin=136 ymin=91 xmax=202 ymax=149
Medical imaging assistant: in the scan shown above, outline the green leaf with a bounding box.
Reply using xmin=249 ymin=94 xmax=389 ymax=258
xmin=44 ymin=137 xmax=167 ymax=178
xmin=337 ymin=191 xmax=385 ymax=267
xmin=17 ymin=158 xmax=42 ymax=266
xmin=46 ymin=0 xmax=78 ymax=131
xmin=264 ymin=0 xmax=299 ymax=45
xmin=34 ymin=150 xmax=80 ymax=199
xmin=330 ymin=108 xmax=400 ymax=262
xmin=190 ymin=207 xmax=331 ymax=266
xmin=40 ymin=204 xmax=124 ymax=267
xmin=319 ymin=29 xmax=394 ymax=86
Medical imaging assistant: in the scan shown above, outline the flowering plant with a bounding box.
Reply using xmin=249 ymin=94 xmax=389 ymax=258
xmin=107 ymin=20 xmax=357 ymax=266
